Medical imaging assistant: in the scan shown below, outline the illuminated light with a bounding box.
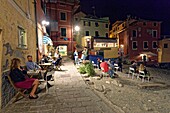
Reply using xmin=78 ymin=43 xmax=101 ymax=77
xmin=120 ymin=44 xmax=124 ymax=48
xmin=42 ymin=20 xmax=50 ymax=26
xmin=75 ymin=26 xmax=80 ymax=31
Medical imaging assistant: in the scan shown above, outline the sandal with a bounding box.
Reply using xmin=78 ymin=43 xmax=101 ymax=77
xmin=29 ymin=95 xmax=38 ymax=99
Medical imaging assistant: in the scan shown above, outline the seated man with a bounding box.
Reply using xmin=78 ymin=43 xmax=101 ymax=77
xmin=26 ymin=55 xmax=41 ymax=71
xmin=100 ymin=60 xmax=114 ymax=78
xmin=41 ymin=55 xmax=49 ymax=63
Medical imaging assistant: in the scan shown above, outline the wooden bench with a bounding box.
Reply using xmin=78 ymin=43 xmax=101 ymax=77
xmin=7 ymin=75 xmax=29 ymax=102
xmin=137 ymin=70 xmax=151 ymax=82
xmin=114 ymin=63 xmax=119 ymax=72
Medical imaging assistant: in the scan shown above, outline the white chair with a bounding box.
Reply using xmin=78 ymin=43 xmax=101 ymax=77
xmin=138 ymin=70 xmax=150 ymax=82
xmin=114 ymin=64 xmax=119 ymax=72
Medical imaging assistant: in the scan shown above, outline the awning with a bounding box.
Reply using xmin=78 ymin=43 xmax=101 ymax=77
xmin=140 ymin=52 xmax=157 ymax=56
xmin=43 ymin=36 xmax=53 ymax=45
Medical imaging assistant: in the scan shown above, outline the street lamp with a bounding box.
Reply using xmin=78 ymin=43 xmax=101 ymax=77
xmin=75 ymin=26 xmax=80 ymax=31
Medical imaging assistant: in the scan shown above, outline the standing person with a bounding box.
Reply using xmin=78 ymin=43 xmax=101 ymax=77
xmin=74 ymin=49 xmax=79 ymax=65
xmin=118 ymin=57 xmax=123 ymax=72
xmin=10 ymin=58 xmax=39 ymax=99
xmin=81 ymin=47 xmax=88 ymax=62
xmin=26 ymin=55 xmax=41 ymax=71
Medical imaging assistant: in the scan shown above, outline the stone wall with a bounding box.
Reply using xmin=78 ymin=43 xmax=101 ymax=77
xmin=0 ymin=0 xmax=37 ymax=109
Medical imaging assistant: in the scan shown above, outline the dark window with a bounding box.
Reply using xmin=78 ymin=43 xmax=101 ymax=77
xmin=95 ymin=22 xmax=99 ymax=27
xmin=132 ymin=42 xmax=137 ymax=49
xmin=84 ymin=21 xmax=86 ymax=26
xmin=153 ymin=22 xmax=157 ymax=26
xmin=164 ymin=43 xmax=168 ymax=48
xmin=75 ymin=18 xmax=78 ymax=21
xmin=144 ymin=42 xmax=148 ymax=49
xmin=85 ymin=31 xmax=89 ymax=36
xmin=143 ymin=22 xmax=147 ymax=26
xmin=152 ymin=30 xmax=157 ymax=37
xmin=88 ymin=22 xmax=91 ymax=26
xmin=132 ymin=30 xmax=137 ymax=37
xmin=60 ymin=12 xmax=66 ymax=20
xmin=106 ymin=33 xmax=108 ymax=37
xmin=152 ymin=42 xmax=157 ymax=49
xmin=105 ymin=24 xmax=108 ymax=28
xmin=95 ymin=31 xmax=99 ymax=37
xmin=61 ymin=28 xmax=66 ymax=36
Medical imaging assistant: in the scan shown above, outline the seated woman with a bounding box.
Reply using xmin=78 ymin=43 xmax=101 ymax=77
xmin=139 ymin=63 xmax=148 ymax=75
xmin=10 ymin=58 xmax=39 ymax=99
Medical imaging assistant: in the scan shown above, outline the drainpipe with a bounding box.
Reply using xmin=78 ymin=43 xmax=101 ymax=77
xmin=33 ymin=0 xmax=39 ymax=62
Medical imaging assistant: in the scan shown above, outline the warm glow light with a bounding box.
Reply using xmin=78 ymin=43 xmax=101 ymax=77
xmin=75 ymin=26 xmax=80 ymax=31
xmin=120 ymin=44 xmax=124 ymax=48
xmin=42 ymin=20 xmax=50 ymax=26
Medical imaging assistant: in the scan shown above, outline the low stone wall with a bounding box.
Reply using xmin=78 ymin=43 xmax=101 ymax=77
xmin=1 ymin=70 xmax=16 ymax=108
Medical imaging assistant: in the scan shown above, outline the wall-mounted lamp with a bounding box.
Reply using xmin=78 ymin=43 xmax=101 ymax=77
xmin=42 ymin=20 xmax=49 ymax=26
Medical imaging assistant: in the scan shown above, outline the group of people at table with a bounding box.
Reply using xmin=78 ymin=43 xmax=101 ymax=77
xmin=9 ymin=51 xmax=62 ymax=99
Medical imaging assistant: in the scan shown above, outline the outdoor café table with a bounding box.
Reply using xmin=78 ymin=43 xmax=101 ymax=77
xmin=39 ymin=63 xmax=52 ymax=70
xmin=27 ymin=70 xmax=40 ymax=78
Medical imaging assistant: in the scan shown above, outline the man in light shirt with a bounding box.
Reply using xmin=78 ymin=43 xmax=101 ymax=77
xmin=26 ymin=55 xmax=41 ymax=71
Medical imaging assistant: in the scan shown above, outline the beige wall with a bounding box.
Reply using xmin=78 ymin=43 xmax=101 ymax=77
xmin=94 ymin=47 xmax=118 ymax=58
xmin=0 ymin=0 xmax=37 ymax=107
xmin=158 ymin=39 xmax=170 ymax=63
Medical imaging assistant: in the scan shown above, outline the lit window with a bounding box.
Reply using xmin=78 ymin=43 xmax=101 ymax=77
xmin=18 ymin=26 xmax=27 ymax=48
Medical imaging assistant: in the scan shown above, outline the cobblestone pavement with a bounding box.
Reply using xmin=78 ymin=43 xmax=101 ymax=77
xmin=1 ymin=58 xmax=116 ymax=113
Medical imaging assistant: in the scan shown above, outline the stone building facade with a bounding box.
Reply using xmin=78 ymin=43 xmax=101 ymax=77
xmin=0 ymin=0 xmax=37 ymax=109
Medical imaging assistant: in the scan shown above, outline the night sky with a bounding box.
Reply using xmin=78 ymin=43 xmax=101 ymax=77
xmin=80 ymin=0 xmax=170 ymax=35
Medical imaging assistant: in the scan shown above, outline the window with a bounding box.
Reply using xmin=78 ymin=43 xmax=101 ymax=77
xmin=95 ymin=31 xmax=99 ymax=37
xmin=152 ymin=30 xmax=157 ymax=38
xmin=164 ymin=43 xmax=168 ymax=48
xmin=75 ymin=18 xmax=78 ymax=21
xmin=60 ymin=12 xmax=66 ymax=20
xmin=106 ymin=33 xmax=108 ymax=37
xmin=105 ymin=24 xmax=108 ymax=28
xmin=88 ymin=22 xmax=91 ymax=26
xmin=132 ymin=41 xmax=137 ymax=50
xmin=95 ymin=22 xmax=99 ymax=27
xmin=83 ymin=21 xmax=86 ymax=26
xmin=18 ymin=26 xmax=27 ymax=48
xmin=143 ymin=22 xmax=147 ymax=26
xmin=85 ymin=31 xmax=89 ymax=36
xmin=132 ymin=30 xmax=137 ymax=37
xmin=153 ymin=22 xmax=157 ymax=26
xmin=152 ymin=41 xmax=157 ymax=49
xmin=143 ymin=41 xmax=148 ymax=49
xmin=61 ymin=28 xmax=66 ymax=36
